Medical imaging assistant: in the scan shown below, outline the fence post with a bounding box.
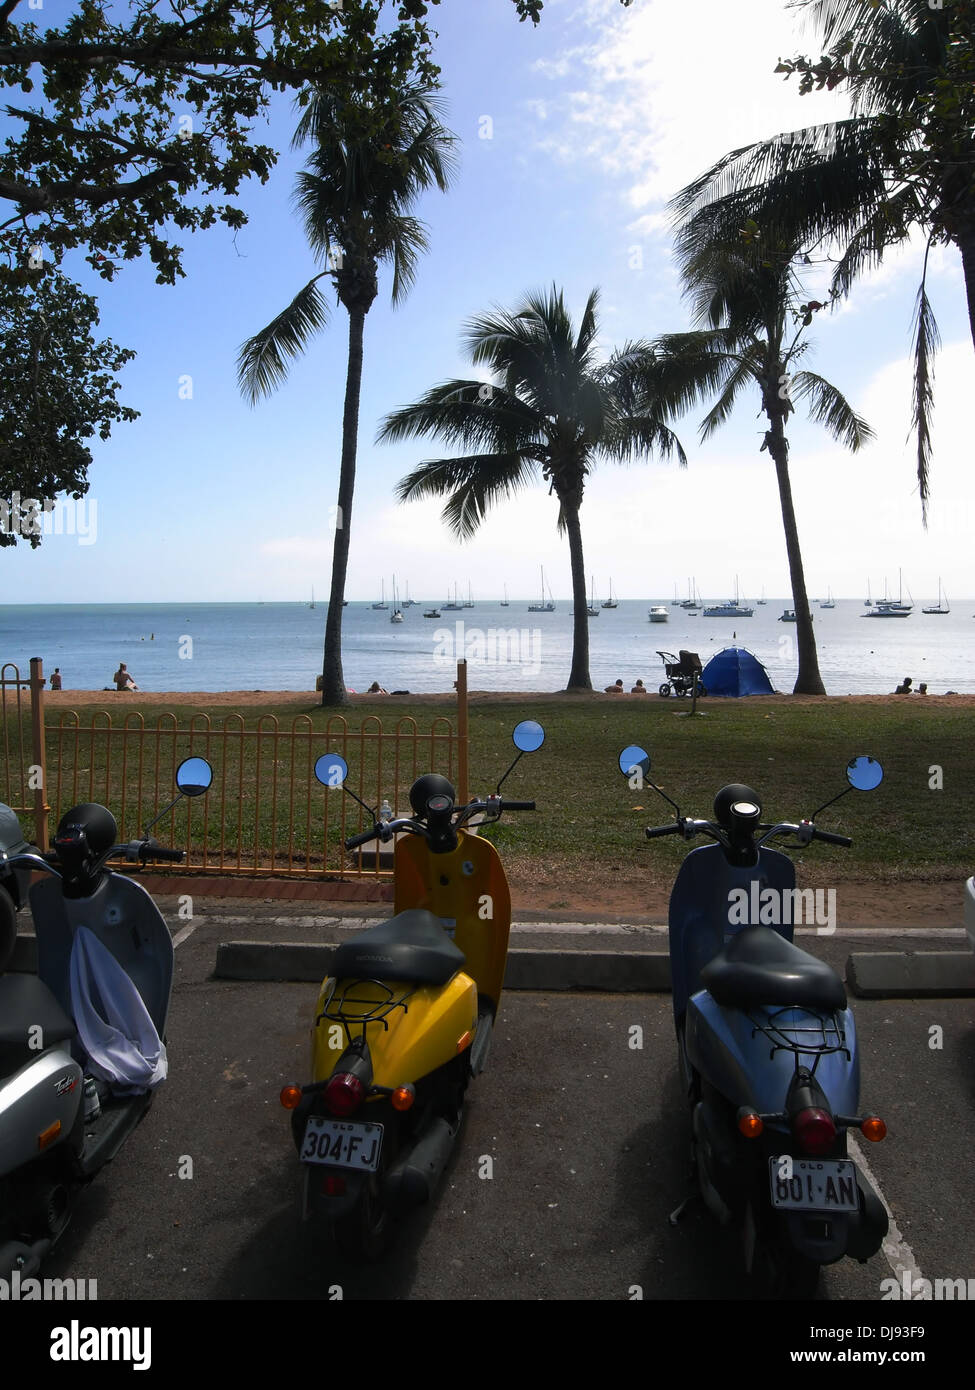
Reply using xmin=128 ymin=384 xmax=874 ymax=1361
xmin=29 ymin=656 xmax=49 ymax=850
xmin=455 ymin=659 xmax=469 ymax=804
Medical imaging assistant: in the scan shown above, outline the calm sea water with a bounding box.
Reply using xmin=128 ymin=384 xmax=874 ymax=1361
xmin=1 ymin=598 xmax=973 ymax=695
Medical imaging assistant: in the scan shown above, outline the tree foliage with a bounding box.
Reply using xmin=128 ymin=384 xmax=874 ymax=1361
xmin=0 ymin=264 xmax=137 ymax=546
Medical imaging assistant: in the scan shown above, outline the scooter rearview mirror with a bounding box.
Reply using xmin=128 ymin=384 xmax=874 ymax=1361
xmin=498 ymin=720 xmax=545 ymax=791
xmin=175 ymin=757 xmax=213 ymax=797
xmin=314 ymin=753 xmax=348 ymax=788
xmin=617 ymin=744 xmax=681 ymax=817
xmin=512 ymin=720 xmax=545 ymax=754
xmin=810 ymin=753 xmax=885 ymax=821
xmin=144 ymin=756 xmax=215 ymax=835
xmin=846 ymin=755 xmax=884 ymax=791
xmin=314 ymin=751 xmax=376 ymax=819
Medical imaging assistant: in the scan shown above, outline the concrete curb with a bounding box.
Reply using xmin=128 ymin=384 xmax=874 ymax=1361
xmin=213 ymin=940 xmax=673 ymax=991
xmin=847 ymin=950 xmax=975 ymax=998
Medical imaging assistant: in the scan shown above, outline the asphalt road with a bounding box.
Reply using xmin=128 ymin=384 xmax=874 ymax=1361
xmin=36 ymin=914 xmax=975 ymax=1308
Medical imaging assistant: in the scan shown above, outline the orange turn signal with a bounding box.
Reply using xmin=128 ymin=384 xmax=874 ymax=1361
xmin=861 ymin=1116 xmax=887 ymax=1142
xmin=279 ymin=1084 xmax=303 ymax=1110
xmin=38 ymin=1120 xmax=61 ymax=1151
xmin=456 ymin=1030 xmax=474 ymax=1054
xmin=737 ymin=1109 xmax=764 ymax=1138
xmin=391 ymin=1085 xmax=416 ymax=1112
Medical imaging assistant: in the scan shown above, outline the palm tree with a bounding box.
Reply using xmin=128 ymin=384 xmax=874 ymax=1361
xmin=670 ymin=0 xmax=972 ymax=517
xmin=632 ymin=239 xmax=873 ymax=695
xmin=238 ymin=82 xmax=456 ymax=705
xmin=378 ymin=285 xmax=686 ymax=691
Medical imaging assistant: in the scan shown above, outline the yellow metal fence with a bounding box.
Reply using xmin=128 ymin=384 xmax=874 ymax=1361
xmin=1 ymin=658 xmax=468 ymax=879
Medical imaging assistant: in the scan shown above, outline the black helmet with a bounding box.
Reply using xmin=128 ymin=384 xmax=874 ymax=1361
xmin=56 ymin=803 xmax=118 ymax=857
xmin=409 ymin=774 xmax=455 ymax=818
xmin=713 ymin=783 xmax=761 ymax=828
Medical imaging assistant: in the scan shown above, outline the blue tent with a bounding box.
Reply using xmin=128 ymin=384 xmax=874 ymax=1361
xmin=701 ymin=646 xmax=775 ymax=697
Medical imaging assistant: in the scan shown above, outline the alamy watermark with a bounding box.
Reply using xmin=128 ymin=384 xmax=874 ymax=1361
xmin=0 ymin=1270 xmax=97 ymax=1300
xmin=0 ymin=493 xmax=97 ymax=545
xmin=728 ymin=883 xmax=836 ymax=935
xmin=432 ymin=621 xmax=541 ymax=678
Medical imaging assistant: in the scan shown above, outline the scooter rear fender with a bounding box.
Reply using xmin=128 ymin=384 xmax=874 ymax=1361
xmin=310 ymin=971 xmax=478 ymax=1090
xmin=686 ymin=990 xmax=861 ymax=1116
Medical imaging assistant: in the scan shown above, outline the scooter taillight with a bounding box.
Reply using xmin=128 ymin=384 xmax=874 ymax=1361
xmin=325 ymin=1072 xmax=366 ymax=1117
xmin=794 ymin=1107 xmax=836 ymax=1156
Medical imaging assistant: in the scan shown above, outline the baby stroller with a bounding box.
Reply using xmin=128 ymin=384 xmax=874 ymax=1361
xmin=656 ymin=649 xmax=706 ymax=698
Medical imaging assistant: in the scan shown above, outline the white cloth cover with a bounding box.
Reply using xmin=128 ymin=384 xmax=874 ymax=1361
xmin=68 ymin=925 xmax=167 ymax=1094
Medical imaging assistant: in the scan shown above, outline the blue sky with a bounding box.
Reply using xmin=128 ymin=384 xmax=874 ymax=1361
xmin=4 ymin=0 xmax=972 ymax=605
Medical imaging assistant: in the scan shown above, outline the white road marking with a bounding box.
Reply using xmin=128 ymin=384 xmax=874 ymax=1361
xmin=172 ymin=922 xmax=197 ymax=949
xmin=848 ymin=1133 xmax=922 ymax=1289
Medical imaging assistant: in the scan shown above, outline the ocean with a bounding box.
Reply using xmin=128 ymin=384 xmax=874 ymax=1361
xmin=0 ymin=598 xmax=972 ymax=696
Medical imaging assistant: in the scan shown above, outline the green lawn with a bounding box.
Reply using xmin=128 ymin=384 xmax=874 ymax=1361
xmin=23 ymin=694 xmax=972 ymax=886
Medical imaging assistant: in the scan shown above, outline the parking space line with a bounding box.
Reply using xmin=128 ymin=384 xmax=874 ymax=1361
xmin=848 ymin=1133 xmax=921 ymax=1292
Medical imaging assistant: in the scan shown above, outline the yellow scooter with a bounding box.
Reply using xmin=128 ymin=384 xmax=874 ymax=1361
xmin=280 ymin=721 xmax=543 ymax=1259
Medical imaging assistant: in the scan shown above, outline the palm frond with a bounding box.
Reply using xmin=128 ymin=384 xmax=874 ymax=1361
xmin=237 ymin=275 xmax=331 ymax=403
xmin=396 ymin=451 xmax=538 ymax=540
xmin=699 ymin=352 xmax=760 ymax=442
xmin=788 ymin=370 xmax=875 ymax=450
xmin=910 ymin=250 xmax=941 ymax=522
xmin=377 ymin=379 xmax=543 ymax=454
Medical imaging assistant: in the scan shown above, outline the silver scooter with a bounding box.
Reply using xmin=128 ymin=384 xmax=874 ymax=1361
xmin=0 ymin=756 xmax=211 ymax=1276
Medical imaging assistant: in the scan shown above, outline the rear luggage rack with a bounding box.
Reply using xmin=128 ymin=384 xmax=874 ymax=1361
xmin=748 ymin=1006 xmax=851 ymax=1066
xmin=317 ymin=978 xmax=416 ymax=1046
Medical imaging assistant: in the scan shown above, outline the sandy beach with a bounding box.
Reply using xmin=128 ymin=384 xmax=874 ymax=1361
xmin=37 ymin=688 xmax=975 ymax=708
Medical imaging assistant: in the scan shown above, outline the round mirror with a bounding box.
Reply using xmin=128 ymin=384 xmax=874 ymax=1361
xmin=512 ymin=720 xmax=545 ymax=753
xmin=846 ymin=755 xmax=883 ymax=791
xmin=619 ymin=745 xmax=651 ymax=778
xmin=175 ymin=757 xmax=213 ymax=796
xmin=315 ymin=753 xmax=348 ymax=788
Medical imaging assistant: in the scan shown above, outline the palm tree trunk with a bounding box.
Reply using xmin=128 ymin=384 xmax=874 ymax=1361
xmin=563 ymin=495 xmax=592 ymax=691
xmin=765 ymin=409 xmax=826 ymax=696
xmin=953 ymin=211 xmax=975 ymax=357
xmin=321 ymin=307 xmax=366 ymax=705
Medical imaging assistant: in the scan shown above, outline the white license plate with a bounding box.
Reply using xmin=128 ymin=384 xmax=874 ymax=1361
xmin=769 ymin=1157 xmax=859 ymax=1213
xmin=301 ymin=1117 xmax=383 ymax=1172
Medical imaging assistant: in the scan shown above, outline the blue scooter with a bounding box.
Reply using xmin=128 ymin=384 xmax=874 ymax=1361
xmin=618 ymin=747 xmax=890 ymax=1297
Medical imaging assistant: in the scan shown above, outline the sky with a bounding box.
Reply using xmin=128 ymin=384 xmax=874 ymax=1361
xmin=2 ymin=0 xmax=972 ymax=605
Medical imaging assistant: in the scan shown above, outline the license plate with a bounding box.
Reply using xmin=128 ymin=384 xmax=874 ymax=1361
xmin=301 ymin=1117 xmax=383 ymax=1172
xmin=769 ymin=1157 xmax=859 ymax=1213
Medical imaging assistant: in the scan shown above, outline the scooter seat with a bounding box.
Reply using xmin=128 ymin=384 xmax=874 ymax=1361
xmin=701 ymin=926 xmax=846 ymax=1012
xmin=330 ymin=909 xmax=466 ymax=986
xmin=0 ymin=972 xmax=77 ymax=1046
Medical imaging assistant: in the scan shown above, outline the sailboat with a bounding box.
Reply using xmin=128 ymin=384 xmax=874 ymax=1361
xmin=671 ymin=583 xmax=682 ymax=607
xmin=371 ymin=580 xmax=387 ymax=610
xmin=586 ymin=576 xmax=600 ymax=617
xmin=402 ymin=581 xmax=416 ymax=608
xmin=922 ymin=579 xmax=950 ymax=614
xmin=444 ymin=582 xmax=462 ymax=611
xmin=680 ymin=578 xmax=701 ymax=610
xmin=756 ymin=586 xmax=767 ymax=606
xmin=390 ymin=575 xmax=404 ymax=624
xmin=309 ymin=586 xmax=315 ymax=610
xmin=602 ymin=579 xmax=618 ymax=609
xmin=463 ymin=582 xmax=475 ymax=609
xmin=703 ymin=577 xmax=753 ymax=618
xmin=500 ymin=584 xmax=509 ymax=607
xmin=528 ymin=566 xmax=555 ymax=612
xmin=819 ymin=587 xmax=835 ymax=609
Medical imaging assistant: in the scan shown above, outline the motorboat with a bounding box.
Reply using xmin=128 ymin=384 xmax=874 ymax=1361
xmin=648 ymin=606 xmax=668 ymax=623
xmin=704 ymin=578 xmax=753 ymax=618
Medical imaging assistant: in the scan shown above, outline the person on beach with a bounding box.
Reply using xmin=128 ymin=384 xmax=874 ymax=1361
xmin=917 ymin=683 xmax=928 ymax=695
xmin=367 ymin=681 xmax=388 ymax=694
xmin=114 ymin=663 xmax=139 ymax=691
xmin=631 ymin=679 xmax=647 ymax=694
xmin=50 ymin=668 xmax=62 ymax=690
xmin=604 ymin=679 xmax=624 ymax=693
xmin=893 ymin=676 xmax=913 ymax=694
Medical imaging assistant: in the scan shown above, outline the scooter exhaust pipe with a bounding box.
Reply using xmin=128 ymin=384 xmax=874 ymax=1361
xmin=382 ymin=1116 xmax=460 ymax=1212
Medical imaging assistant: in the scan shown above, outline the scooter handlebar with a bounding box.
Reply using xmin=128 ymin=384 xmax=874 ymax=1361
xmin=500 ymin=800 xmax=536 ymax=811
xmin=140 ymin=844 xmax=185 ymax=863
xmin=345 ymin=827 xmax=380 ymax=851
xmin=645 ymin=823 xmax=683 ymax=840
xmin=812 ymin=828 xmax=853 ymax=848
